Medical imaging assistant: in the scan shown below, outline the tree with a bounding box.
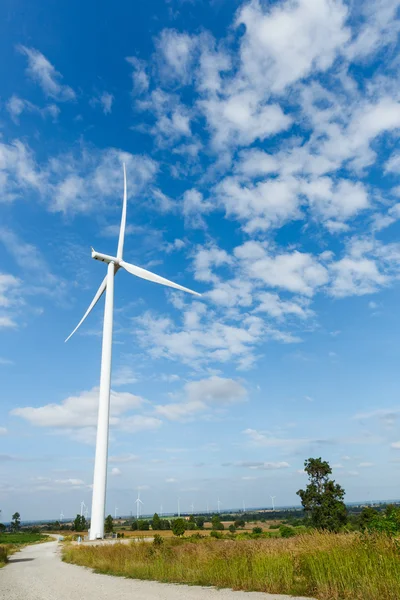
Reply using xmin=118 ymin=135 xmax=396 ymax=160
xmin=138 ymin=519 xmax=150 ymax=530
xmin=152 ymin=513 xmax=162 ymax=531
xmin=11 ymin=512 xmax=21 ymax=532
xmin=234 ymin=519 xmax=245 ymax=528
xmin=104 ymin=515 xmax=114 ymax=534
xmin=172 ymin=518 xmax=186 ymax=537
xmin=131 ymin=519 xmax=138 ymax=531
xmin=196 ymin=516 xmax=205 ymax=529
xmin=228 ymin=524 xmax=236 ymax=533
xmin=359 ymin=506 xmax=379 ymax=530
xmin=211 ymin=515 xmax=224 ymax=530
xmin=73 ymin=514 xmax=87 ymax=532
xmin=252 ymin=526 xmax=262 ymax=534
xmin=0 ymin=523 xmax=6 ymax=533
xmin=297 ymin=457 xmax=347 ymax=532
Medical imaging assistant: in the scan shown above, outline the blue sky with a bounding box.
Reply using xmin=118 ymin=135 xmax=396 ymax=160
xmin=1 ymin=0 xmax=400 ymax=522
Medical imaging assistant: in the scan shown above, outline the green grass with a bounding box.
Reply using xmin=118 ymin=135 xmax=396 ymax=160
xmin=62 ymin=532 xmax=400 ymax=600
xmin=0 ymin=533 xmax=48 ymax=545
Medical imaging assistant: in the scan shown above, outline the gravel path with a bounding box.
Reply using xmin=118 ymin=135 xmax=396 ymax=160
xmin=0 ymin=541 xmax=315 ymax=600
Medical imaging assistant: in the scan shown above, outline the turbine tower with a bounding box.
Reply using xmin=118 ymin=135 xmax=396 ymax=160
xmin=60 ymin=510 xmax=64 ymax=523
xmin=65 ymin=164 xmax=200 ymax=540
xmin=135 ymin=491 xmax=143 ymax=520
xmin=270 ymin=495 xmax=276 ymax=511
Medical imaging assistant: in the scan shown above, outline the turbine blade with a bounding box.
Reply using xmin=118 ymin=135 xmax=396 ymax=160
xmin=120 ymin=260 xmax=201 ymax=297
xmin=117 ymin=163 xmax=127 ymax=260
xmin=65 ymin=275 xmax=107 ymax=342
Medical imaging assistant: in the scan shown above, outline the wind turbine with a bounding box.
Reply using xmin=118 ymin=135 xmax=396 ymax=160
xmin=60 ymin=510 xmax=64 ymax=523
xmin=65 ymin=164 xmax=200 ymax=540
xmin=270 ymin=495 xmax=276 ymax=511
xmin=242 ymin=500 xmax=246 ymax=513
xmin=135 ymin=491 xmax=143 ymax=520
xmin=177 ymin=497 xmax=180 ymax=517
xmin=80 ymin=501 xmax=85 ymax=517
xmin=190 ymin=502 xmax=194 ymax=514
xmin=217 ymin=498 xmax=221 ymax=514
xmin=114 ymin=506 xmax=118 ymax=519
xmin=160 ymin=504 xmax=163 ymax=517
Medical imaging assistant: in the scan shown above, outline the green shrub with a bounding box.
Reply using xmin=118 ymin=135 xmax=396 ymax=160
xmin=153 ymin=534 xmax=163 ymax=546
xmin=252 ymin=527 xmax=262 ymax=535
xmin=280 ymin=525 xmax=296 ymax=538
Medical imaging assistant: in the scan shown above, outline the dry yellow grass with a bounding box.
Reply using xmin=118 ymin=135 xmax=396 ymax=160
xmin=62 ymin=531 xmax=400 ymax=599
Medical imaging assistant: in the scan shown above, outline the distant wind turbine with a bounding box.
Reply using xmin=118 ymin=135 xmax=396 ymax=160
xmin=217 ymin=498 xmax=221 ymax=513
xmin=160 ymin=504 xmax=163 ymax=517
xmin=114 ymin=506 xmax=118 ymax=519
xmin=80 ymin=501 xmax=85 ymax=517
xmin=65 ymin=164 xmax=200 ymax=540
xmin=60 ymin=510 xmax=64 ymax=523
xmin=190 ymin=502 xmax=194 ymax=514
xmin=177 ymin=497 xmax=180 ymax=517
xmin=242 ymin=500 xmax=246 ymax=513
xmin=135 ymin=491 xmax=143 ymax=520
xmin=270 ymin=495 xmax=276 ymax=511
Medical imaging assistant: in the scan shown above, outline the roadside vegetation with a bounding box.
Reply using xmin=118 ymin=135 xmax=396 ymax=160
xmin=0 ymin=512 xmax=49 ymax=567
xmin=61 ymin=457 xmax=400 ymax=599
xmin=62 ymin=531 xmax=400 ymax=599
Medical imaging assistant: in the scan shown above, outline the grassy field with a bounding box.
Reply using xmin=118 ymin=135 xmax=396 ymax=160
xmin=62 ymin=531 xmax=400 ymax=600
xmin=0 ymin=533 xmax=49 ymax=567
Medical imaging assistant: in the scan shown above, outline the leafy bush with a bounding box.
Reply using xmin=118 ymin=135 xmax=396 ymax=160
xmin=228 ymin=524 xmax=236 ymax=533
xmin=172 ymin=519 xmax=186 ymax=537
xmin=367 ymin=505 xmax=400 ymax=536
xmin=210 ymin=530 xmax=223 ymax=539
xmin=280 ymin=525 xmax=296 ymax=538
xmin=153 ymin=534 xmax=163 ymax=546
xmin=252 ymin=527 xmax=262 ymax=534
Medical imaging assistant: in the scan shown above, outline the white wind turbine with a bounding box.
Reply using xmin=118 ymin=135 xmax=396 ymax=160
xmin=65 ymin=164 xmax=200 ymax=540
xmin=60 ymin=510 xmax=64 ymax=523
xmin=217 ymin=498 xmax=221 ymax=513
xmin=270 ymin=495 xmax=276 ymax=511
xmin=135 ymin=491 xmax=143 ymax=520
xmin=114 ymin=506 xmax=118 ymax=519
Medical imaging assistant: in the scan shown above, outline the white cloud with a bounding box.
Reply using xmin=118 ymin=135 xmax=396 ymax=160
xmin=0 ymin=273 xmax=21 ymax=309
xmin=0 ymin=316 xmax=18 ymax=329
xmin=236 ymin=460 xmax=290 ymax=470
xmin=11 ymin=387 xmax=144 ymax=428
xmin=165 ymin=478 xmax=178 ymax=483
xmin=7 ymin=95 xmax=60 ymax=123
xmin=183 ymin=189 xmax=213 ymax=228
xmin=110 ymin=467 xmax=121 ymax=476
xmin=112 ymin=366 xmax=138 ymax=387
xmin=155 ymin=376 xmax=247 ymax=422
xmin=90 ymin=91 xmax=114 ymax=114
xmin=216 ymin=176 xmax=301 ymax=233
xmin=391 ymin=441 xmax=400 ymax=449
xmin=18 ymin=46 xmax=76 ymax=101
xmin=55 ymin=478 xmax=84 ymax=486
xmin=235 ymin=242 xmax=329 ymax=296
xmin=236 ymin=0 xmax=349 ymax=93
xmin=0 ymin=140 xmax=44 ymax=202
xmin=109 ymin=454 xmax=138 ymax=463
xmin=0 ymin=427 xmax=7 ymax=436
xmin=358 ymin=462 xmax=374 ymax=468
xmin=157 ymin=29 xmax=196 ymax=83
xmin=0 ymin=140 xmax=157 ymax=215
xmin=255 ymin=292 xmax=313 ymax=320
xmin=126 ymin=57 xmax=149 ymax=95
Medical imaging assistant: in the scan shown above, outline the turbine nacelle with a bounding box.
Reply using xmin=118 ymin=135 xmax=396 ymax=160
xmin=91 ymin=249 xmax=119 ymax=265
